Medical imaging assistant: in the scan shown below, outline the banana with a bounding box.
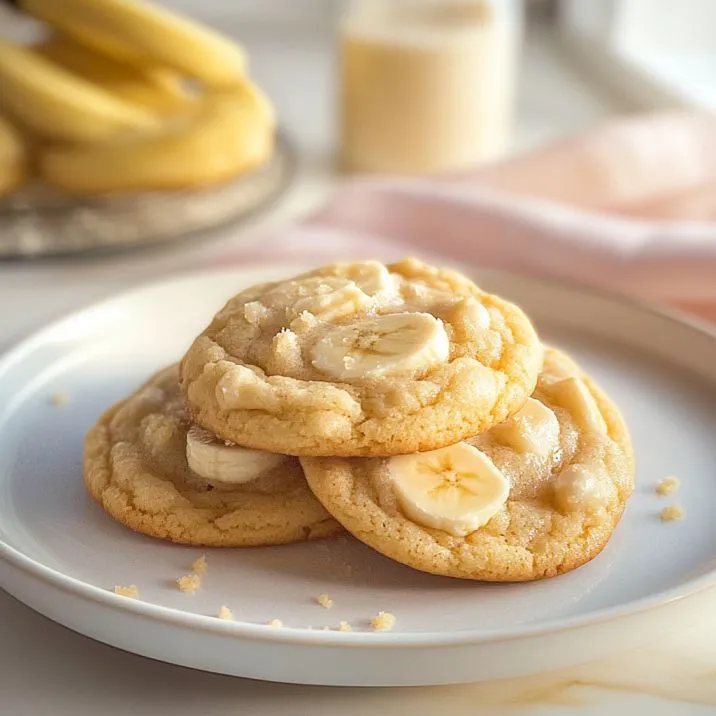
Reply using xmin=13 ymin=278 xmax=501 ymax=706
xmin=546 ymin=377 xmax=607 ymax=435
xmin=490 ymin=398 xmax=560 ymax=457
xmin=294 ymin=278 xmax=371 ymax=321
xmin=323 ymin=261 xmax=397 ymax=298
xmin=40 ymin=88 xmax=274 ymax=193
xmin=0 ymin=114 xmax=28 ymax=196
xmin=0 ymin=40 xmax=157 ymax=143
xmin=37 ymin=33 xmax=191 ymax=112
xmin=387 ymin=442 xmax=510 ymax=536
xmin=186 ymin=425 xmax=287 ymax=484
xmin=311 ymin=312 xmax=450 ymax=380
xmin=19 ymin=0 xmax=247 ymax=87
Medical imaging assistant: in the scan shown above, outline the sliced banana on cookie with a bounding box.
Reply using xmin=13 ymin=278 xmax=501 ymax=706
xmin=293 ymin=277 xmax=370 ymax=321
xmin=332 ymin=260 xmax=397 ymax=298
xmin=311 ymin=312 xmax=450 ymax=380
xmin=490 ymin=398 xmax=560 ymax=457
xmin=546 ymin=377 xmax=607 ymax=435
xmin=186 ymin=425 xmax=287 ymax=484
xmin=387 ymin=442 xmax=510 ymax=537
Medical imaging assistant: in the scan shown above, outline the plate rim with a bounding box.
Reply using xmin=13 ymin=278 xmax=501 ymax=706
xmin=1 ymin=263 xmax=716 ymax=648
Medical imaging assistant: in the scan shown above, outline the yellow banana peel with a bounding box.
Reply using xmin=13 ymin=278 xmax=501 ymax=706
xmin=37 ymin=33 xmax=193 ymax=113
xmin=0 ymin=40 xmax=158 ymax=144
xmin=0 ymin=113 xmax=29 ymax=196
xmin=40 ymin=83 xmax=275 ymax=194
xmin=20 ymin=0 xmax=247 ymax=88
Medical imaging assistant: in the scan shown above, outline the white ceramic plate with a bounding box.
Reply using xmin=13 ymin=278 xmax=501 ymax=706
xmin=2 ymin=266 xmax=716 ymax=687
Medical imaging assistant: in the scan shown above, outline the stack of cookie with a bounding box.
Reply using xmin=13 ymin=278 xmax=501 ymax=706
xmin=86 ymin=259 xmax=634 ymax=581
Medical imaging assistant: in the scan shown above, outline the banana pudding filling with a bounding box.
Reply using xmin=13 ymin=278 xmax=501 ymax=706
xmin=301 ymin=348 xmax=634 ymax=581
xmin=83 ymin=364 xmax=342 ymax=546
xmin=180 ymin=258 xmax=543 ymax=456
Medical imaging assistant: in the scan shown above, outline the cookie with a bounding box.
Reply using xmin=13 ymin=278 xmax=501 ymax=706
xmin=301 ymin=348 xmax=635 ymax=581
xmin=84 ymin=365 xmax=342 ymax=546
xmin=180 ymin=258 xmax=542 ymax=456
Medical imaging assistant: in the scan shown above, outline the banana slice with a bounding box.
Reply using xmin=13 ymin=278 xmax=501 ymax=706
xmin=293 ymin=278 xmax=371 ymax=321
xmin=311 ymin=312 xmax=450 ymax=380
xmin=387 ymin=442 xmax=510 ymax=536
xmin=329 ymin=261 xmax=397 ymax=298
xmin=490 ymin=398 xmax=560 ymax=457
xmin=541 ymin=350 xmax=581 ymax=384
xmin=546 ymin=377 xmax=607 ymax=435
xmin=186 ymin=425 xmax=286 ymax=484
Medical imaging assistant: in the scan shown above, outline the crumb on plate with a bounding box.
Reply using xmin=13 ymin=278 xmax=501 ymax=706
xmin=338 ymin=621 xmax=352 ymax=632
xmin=370 ymin=611 xmax=396 ymax=632
xmin=113 ymin=584 xmax=139 ymax=599
xmin=267 ymin=618 xmax=283 ymax=628
xmin=656 ymin=476 xmax=680 ymax=496
xmin=176 ymin=573 xmax=201 ymax=593
xmin=660 ymin=504 xmax=685 ymax=522
xmin=49 ymin=392 xmax=69 ymax=407
xmin=217 ymin=605 xmax=233 ymax=620
xmin=192 ymin=554 xmax=208 ymax=574
xmin=316 ymin=593 xmax=333 ymax=609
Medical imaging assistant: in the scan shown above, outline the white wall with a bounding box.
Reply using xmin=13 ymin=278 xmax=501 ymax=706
xmin=614 ymin=0 xmax=716 ymax=51
xmin=558 ymin=0 xmax=618 ymax=41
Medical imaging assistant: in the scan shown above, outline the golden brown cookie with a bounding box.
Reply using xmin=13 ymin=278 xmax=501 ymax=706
xmin=84 ymin=365 xmax=342 ymax=546
xmin=301 ymin=348 xmax=635 ymax=581
xmin=180 ymin=258 xmax=543 ymax=456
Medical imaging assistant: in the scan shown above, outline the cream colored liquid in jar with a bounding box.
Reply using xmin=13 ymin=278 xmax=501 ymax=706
xmin=340 ymin=0 xmax=520 ymax=174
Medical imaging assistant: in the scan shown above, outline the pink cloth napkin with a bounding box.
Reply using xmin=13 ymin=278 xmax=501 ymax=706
xmin=225 ymin=112 xmax=716 ymax=322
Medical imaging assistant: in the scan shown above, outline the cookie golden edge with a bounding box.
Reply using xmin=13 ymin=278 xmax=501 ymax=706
xmin=300 ymin=368 xmax=635 ymax=582
xmin=178 ymin=261 xmax=544 ymax=457
xmin=83 ymin=372 xmax=343 ymax=548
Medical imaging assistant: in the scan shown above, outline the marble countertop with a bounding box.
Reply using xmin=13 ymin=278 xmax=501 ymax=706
xmin=2 ymin=12 xmax=716 ymax=716
xmin=2 ymin=585 xmax=716 ymax=715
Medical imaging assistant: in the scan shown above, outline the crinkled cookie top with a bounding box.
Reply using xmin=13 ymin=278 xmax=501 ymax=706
xmin=84 ymin=365 xmax=341 ymax=547
xmin=300 ymin=348 xmax=635 ymax=581
xmin=180 ymin=258 xmax=543 ymax=456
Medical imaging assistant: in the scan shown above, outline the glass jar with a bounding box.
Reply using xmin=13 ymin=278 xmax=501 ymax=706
xmin=339 ymin=0 xmax=523 ymax=175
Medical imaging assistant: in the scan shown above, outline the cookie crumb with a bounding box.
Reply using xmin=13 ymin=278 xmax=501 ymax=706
xmin=370 ymin=611 xmax=396 ymax=632
xmin=217 ymin=605 xmax=233 ymax=620
xmin=316 ymin=593 xmax=333 ymax=609
xmin=660 ymin=504 xmax=685 ymax=522
xmin=113 ymin=584 xmax=139 ymax=599
xmin=338 ymin=621 xmax=352 ymax=632
xmin=49 ymin=392 xmax=69 ymax=407
xmin=656 ymin=476 xmax=680 ymax=496
xmin=176 ymin=573 xmax=201 ymax=593
xmin=191 ymin=554 xmax=208 ymax=574
xmin=267 ymin=618 xmax=283 ymax=628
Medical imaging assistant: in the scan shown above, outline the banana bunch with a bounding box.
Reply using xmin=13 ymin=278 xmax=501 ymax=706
xmin=0 ymin=114 xmax=28 ymax=197
xmin=0 ymin=0 xmax=274 ymax=195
